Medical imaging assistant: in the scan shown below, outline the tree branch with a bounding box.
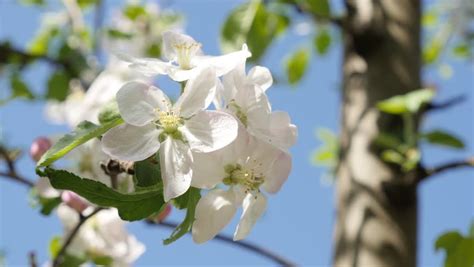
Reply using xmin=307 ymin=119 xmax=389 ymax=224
xmin=149 ymin=220 xmax=296 ymax=267
xmin=52 ymin=207 xmax=104 ymax=267
xmin=417 ymin=157 xmax=474 ymax=183
xmin=0 ymin=147 xmax=35 ymax=188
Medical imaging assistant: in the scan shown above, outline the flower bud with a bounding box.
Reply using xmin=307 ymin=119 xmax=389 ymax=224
xmin=30 ymin=137 xmax=52 ymax=162
xmin=154 ymin=204 xmax=172 ymax=223
xmin=61 ymin=191 xmax=88 ymax=213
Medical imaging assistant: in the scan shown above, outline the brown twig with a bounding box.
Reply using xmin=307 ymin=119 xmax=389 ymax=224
xmin=28 ymin=251 xmax=37 ymax=267
xmin=149 ymin=220 xmax=297 ymax=267
xmin=417 ymin=157 xmax=474 ymax=183
xmin=52 ymin=207 xmax=104 ymax=267
xmin=0 ymin=147 xmax=35 ymax=188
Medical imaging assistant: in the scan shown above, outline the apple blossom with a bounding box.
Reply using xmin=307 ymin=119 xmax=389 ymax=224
xmin=191 ymin=129 xmax=292 ymax=243
xmin=120 ymin=30 xmax=251 ymax=81
xmin=57 ymin=205 xmax=145 ymax=266
xmin=101 ymin=67 xmax=238 ymax=201
xmin=30 ymin=137 xmax=52 ymax=162
xmin=215 ymin=62 xmax=297 ymax=151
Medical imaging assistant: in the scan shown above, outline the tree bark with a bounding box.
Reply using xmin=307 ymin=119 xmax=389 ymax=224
xmin=334 ymin=1 xmax=421 ymax=267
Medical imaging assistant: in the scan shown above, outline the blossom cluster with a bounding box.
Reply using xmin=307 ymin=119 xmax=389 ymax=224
xmin=102 ymin=31 xmax=297 ymax=243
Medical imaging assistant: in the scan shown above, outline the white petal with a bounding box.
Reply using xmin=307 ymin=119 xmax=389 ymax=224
xmin=248 ymin=66 xmax=273 ymax=91
xmin=174 ymin=67 xmax=216 ymax=118
xmin=102 ymin=123 xmax=161 ymax=162
xmin=234 ymin=192 xmax=267 ymax=241
xmin=181 ymin=110 xmax=238 ymax=153
xmin=119 ymin=53 xmax=171 ymax=76
xmin=117 ymin=82 xmax=171 ymax=126
xmin=159 ymin=137 xmax=193 ymax=202
xmin=190 ymin=151 xmax=226 ymax=189
xmin=268 ymin=111 xmax=298 ymax=150
xmin=192 ymin=189 xmax=237 ymax=244
xmin=162 ymin=31 xmax=201 ymax=61
xmin=262 ymin=151 xmax=292 ymax=194
xmin=193 ymin=44 xmax=251 ymax=77
xmin=167 ymin=67 xmax=201 ymax=82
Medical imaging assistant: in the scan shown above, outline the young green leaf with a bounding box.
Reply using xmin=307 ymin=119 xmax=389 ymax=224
xmin=98 ymin=100 xmax=121 ymax=125
xmin=377 ymin=88 xmax=435 ymax=114
xmin=164 ymin=187 xmax=201 ymax=245
xmin=314 ymin=28 xmax=331 ymax=55
xmin=46 ymin=71 xmax=70 ymax=101
xmin=37 ymin=119 xmax=124 ymax=167
xmin=286 ymin=47 xmax=310 ymax=85
xmin=435 ymin=229 xmax=474 ymax=267
xmin=305 ymin=0 xmax=331 ymax=18
xmin=420 ymin=130 xmax=465 ymax=149
xmin=10 ymin=74 xmax=34 ymax=100
xmin=39 ymin=197 xmax=62 ymax=216
xmin=44 ymin=168 xmax=165 ymax=221
xmin=134 ymin=153 xmax=161 ymax=189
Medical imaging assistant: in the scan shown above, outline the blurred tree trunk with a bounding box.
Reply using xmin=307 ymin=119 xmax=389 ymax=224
xmin=334 ymin=1 xmax=421 ymax=267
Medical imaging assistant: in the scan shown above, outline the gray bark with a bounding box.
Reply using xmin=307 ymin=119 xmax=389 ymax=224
xmin=334 ymin=1 xmax=421 ymax=266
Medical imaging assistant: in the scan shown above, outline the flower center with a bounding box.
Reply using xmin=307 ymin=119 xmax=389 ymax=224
xmin=223 ymin=163 xmax=264 ymax=192
xmin=228 ymin=100 xmax=248 ymax=127
xmin=155 ymin=110 xmax=182 ymax=133
xmin=174 ymin=42 xmax=201 ymax=70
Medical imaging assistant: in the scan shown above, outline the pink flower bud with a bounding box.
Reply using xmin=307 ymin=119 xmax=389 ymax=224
xmin=61 ymin=191 xmax=88 ymax=213
xmin=30 ymin=137 xmax=52 ymax=162
xmin=154 ymin=204 xmax=172 ymax=223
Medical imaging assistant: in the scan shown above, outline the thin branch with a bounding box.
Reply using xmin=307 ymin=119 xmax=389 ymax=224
xmin=0 ymin=147 xmax=35 ymax=188
xmin=417 ymin=157 xmax=474 ymax=183
xmin=52 ymin=208 xmax=104 ymax=267
xmin=425 ymin=94 xmax=466 ymax=112
xmin=150 ymin=220 xmax=296 ymax=267
xmin=28 ymin=251 xmax=37 ymax=267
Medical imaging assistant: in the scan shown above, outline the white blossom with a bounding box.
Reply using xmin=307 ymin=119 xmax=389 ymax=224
xmin=57 ymin=205 xmax=145 ymax=266
xmin=101 ymin=67 xmax=238 ymax=201
xmin=215 ymin=61 xmax=297 ymax=151
xmin=119 ymin=31 xmax=251 ymax=81
xmin=191 ymin=128 xmax=292 ymax=243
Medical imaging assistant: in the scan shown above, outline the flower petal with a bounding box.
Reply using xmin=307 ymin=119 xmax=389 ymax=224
xmin=159 ymin=137 xmax=193 ymax=202
xmin=190 ymin=151 xmax=227 ymax=189
xmin=117 ymin=81 xmax=171 ymax=126
xmin=193 ymin=44 xmax=251 ymax=77
xmin=233 ymin=192 xmax=267 ymax=241
xmin=262 ymin=151 xmax=292 ymax=194
xmin=162 ymin=31 xmax=201 ymax=62
xmin=102 ymin=123 xmax=161 ymax=162
xmin=174 ymin=67 xmax=216 ymax=118
xmin=181 ymin=110 xmax=238 ymax=153
xmin=248 ymin=66 xmax=273 ymax=91
xmin=118 ymin=53 xmax=171 ymax=76
xmin=167 ymin=67 xmax=201 ymax=82
xmin=192 ymin=189 xmax=237 ymax=244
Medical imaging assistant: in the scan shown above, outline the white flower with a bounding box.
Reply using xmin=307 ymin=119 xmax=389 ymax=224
xmin=215 ymin=62 xmax=297 ymax=151
xmin=101 ymin=67 xmax=238 ymax=201
xmin=191 ymin=129 xmax=292 ymax=243
xmin=120 ymin=31 xmax=251 ymax=81
xmin=57 ymin=205 xmax=145 ymax=266
xmin=45 ymin=59 xmax=145 ymax=128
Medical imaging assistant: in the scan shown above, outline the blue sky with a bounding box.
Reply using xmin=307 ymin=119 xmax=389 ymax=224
xmin=0 ymin=0 xmax=473 ymax=266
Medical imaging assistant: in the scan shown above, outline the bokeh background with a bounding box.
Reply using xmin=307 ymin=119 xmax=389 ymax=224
xmin=0 ymin=0 xmax=472 ymax=266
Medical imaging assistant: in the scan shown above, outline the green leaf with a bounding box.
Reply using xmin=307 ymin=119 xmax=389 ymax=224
xmin=98 ymin=101 xmax=121 ymax=125
xmin=164 ymin=187 xmax=201 ymax=245
xmin=44 ymin=168 xmax=165 ymax=221
xmin=90 ymin=255 xmax=113 ymax=266
xmin=377 ymin=88 xmax=435 ymax=114
xmin=420 ymin=130 xmax=465 ymax=149
xmin=311 ymin=128 xmax=338 ymax=166
xmin=10 ymin=74 xmax=34 ymax=100
xmin=106 ymin=29 xmax=134 ymax=39
xmin=146 ymin=43 xmax=161 ymax=58
xmin=221 ymin=0 xmax=289 ymax=62
xmin=49 ymin=236 xmax=62 ymax=258
xmin=452 ymin=43 xmax=470 ymax=58
xmin=77 ymin=0 xmax=97 ymax=9
xmin=124 ymin=4 xmax=147 ymax=21
xmin=436 ymin=230 xmax=474 ymax=267
xmin=46 ymin=71 xmax=70 ymax=101
xmin=133 ymin=153 xmax=161 ymax=189
xmin=423 ymin=40 xmax=443 ymax=64
xmin=28 ymin=27 xmax=58 ymax=55
xmin=61 ymin=254 xmax=87 ymax=267
xmin=303 ymin=0 xmax=331 ymax=18
xmin=286 ymin=47 xmax=310 ymax=85
xmin=381 ymin=150 xmax=405 ymax=165
xmin=314 ymin=28 xmax=331 ymax=55
xmin=39 ymin=197 xmax=62 ymax=215
xmin=37 ymin=119 xmax=124 ymax=167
